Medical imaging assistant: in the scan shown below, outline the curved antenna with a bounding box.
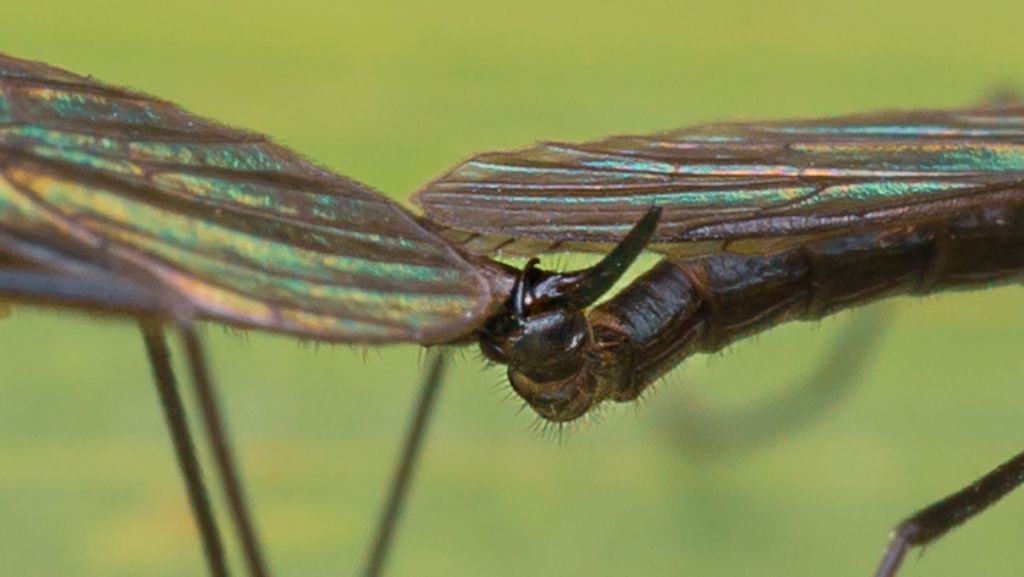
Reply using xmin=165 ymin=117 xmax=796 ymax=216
xmin=513 ymin=258 xmax=541 ymax=318
xmin=534 ymin=206 xmax=662 ymax=309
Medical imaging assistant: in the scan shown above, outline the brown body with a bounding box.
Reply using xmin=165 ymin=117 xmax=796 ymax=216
xmin=488 ymin=203 xmax=1024 ymax=421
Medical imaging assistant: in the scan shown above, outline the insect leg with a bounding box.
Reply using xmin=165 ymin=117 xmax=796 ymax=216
xmin=140 ymin=321 xmax=231 ymax=577
xmin=0 ymin=266 xmax=231 ymax=576
xmin=180 ymin=326 xmax=271 ymax=577
xmin=362 ymin=349 xmax=449 ymax=577
xmin=874 ymin=449 xmax=1024 ymax=577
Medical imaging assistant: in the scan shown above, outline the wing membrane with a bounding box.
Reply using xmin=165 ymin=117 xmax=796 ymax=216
xmin=0 ymin=54 xmax=505 ymax=343
xmin=416 ymin=107 xmax=1024 ymax=256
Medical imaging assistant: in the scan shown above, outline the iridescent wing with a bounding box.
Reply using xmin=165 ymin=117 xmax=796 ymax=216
xmin=0 ymin=54 xmax=508 ymax=344
xmin=416 ymin=107 xmax=1024 ymax=256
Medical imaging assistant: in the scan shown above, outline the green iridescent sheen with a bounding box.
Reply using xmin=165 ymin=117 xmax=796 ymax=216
xmin=416 ymin=104 xmax=1024 ymax=253
xmin=794 ymin=142 xmax=1024 ymax=172
xmin=766 ymin=124 xmax=1024 ymax=137
xmin=0 ymin=125 xmax=435 ymax=256
xmin=459 ymin=159 xmax=804 ymax=182
xmin=27 ymin=174 xmax=469 ymax=288
xmin=461 ymin=160 xmax=648 ymax=181
xmin=150 ymin=173 xmax=442 ymax=255
xmin=128 ymin=141 xmax=295 ymax=172
xmin=29 ymin=145 xmax=140 ymax=175
xmin=675 ymin=134 xmax=746 ymax=143
xmin=793 ymin=181 xmax=975 ymax=208
xmin=105 ymin=228 xmax=476 ymax=324
xmin=437 ymin=185 xmax=815 ymax=208
xmin=25 ymin=88 xmax=162 ymax=126
xmin=0 ymin=53 xmax=498 ymax=343
xmin=0 ymin=125 xmax=125 ymax=154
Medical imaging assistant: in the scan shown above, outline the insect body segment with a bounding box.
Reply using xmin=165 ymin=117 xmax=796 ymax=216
xmin=418 ymin=103 xmax=1024 ymax=424
xmin=483 ymin=200 xmax=1024 ymax=422
xmin=608 ymin=200 xmax=1024 ymax=391
xmin=478 ymin=207 xmax=660 ymax=421
xmin=7 ymin=52 xmax=1024 ymax=577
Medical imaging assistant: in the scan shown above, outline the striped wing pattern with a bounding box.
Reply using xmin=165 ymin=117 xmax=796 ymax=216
xmin=0 ymin=54 xmax=502 ymax=343
xmin=416 ymin=107 xmax=1024 ymax=256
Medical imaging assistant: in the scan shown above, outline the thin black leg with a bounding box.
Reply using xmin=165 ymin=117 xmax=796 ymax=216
xmin=874 ymin=448 xmax=1024 ymax=577
xmin=139 ymin=321 xmax=230 ymax=577
xmin=181 ymin=326 xmax=271 ymax=577
xmin=362 ymin=349 xmax=449 ymax=577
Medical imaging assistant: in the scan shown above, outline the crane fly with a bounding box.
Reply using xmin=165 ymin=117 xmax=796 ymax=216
xmin=1 ymin=52 xmax=1023 ymax=577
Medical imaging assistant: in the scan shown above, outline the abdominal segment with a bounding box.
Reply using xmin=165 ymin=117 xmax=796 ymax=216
xmin=579 ymin=203 xmax=1024 ymax=414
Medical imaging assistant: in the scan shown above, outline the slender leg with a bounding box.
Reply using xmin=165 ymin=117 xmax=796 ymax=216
xmin=180 ymin=326 xmax=271 ymax=577
xmin=665 ymin=308 xmax=888 ymax=456
xmin=139 ymin=320 xmax=230 ymax=577
xmin=875 ymin=449 xmax=1024 ymax=577
xmin=362 ymin=349 xmax=449 ymax=577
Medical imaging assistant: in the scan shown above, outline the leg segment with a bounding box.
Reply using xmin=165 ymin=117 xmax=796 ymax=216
xmin=0 ymin=240 xmax=267 ymax=575
xmin=181 ymin=327 xmax=270 ymax=577
xmin=875 ymin=448 xmax=1024 ymax=577
xmin=0 ymin=269 xmax=260 ymax=576
xmin=363 ymin=349 xmax=449 ymax=577
xmin=139 ymin=321 xmax=229 ymax=577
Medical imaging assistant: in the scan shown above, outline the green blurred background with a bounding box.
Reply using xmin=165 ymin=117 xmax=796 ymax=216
xmin=3 ymin=1 xmax=1024 ymax=576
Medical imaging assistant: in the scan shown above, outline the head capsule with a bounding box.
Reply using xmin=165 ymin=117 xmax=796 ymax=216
xmin=480 ymin=260 xmax=598 ymax=421
xmin=478 ymin=207 xmax=662 ymax=422
xmin=479 ymin=262 xmax=598 ymax=420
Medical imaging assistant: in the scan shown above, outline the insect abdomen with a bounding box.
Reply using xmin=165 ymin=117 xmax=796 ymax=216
xmin=590 ymin=203 xmax=1024 ymax=396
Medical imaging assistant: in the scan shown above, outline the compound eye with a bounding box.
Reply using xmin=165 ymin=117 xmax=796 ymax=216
xmin=479 ymin=314 xmax=521 ymax=364
xmin=508 ymin=308 xmax=588 ymax=383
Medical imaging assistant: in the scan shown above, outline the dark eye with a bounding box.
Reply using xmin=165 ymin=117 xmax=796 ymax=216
xmin=478 ymin=312 xmax=521 ymax=364
xmin=508 ymin=309 xmax=588 ymax=383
